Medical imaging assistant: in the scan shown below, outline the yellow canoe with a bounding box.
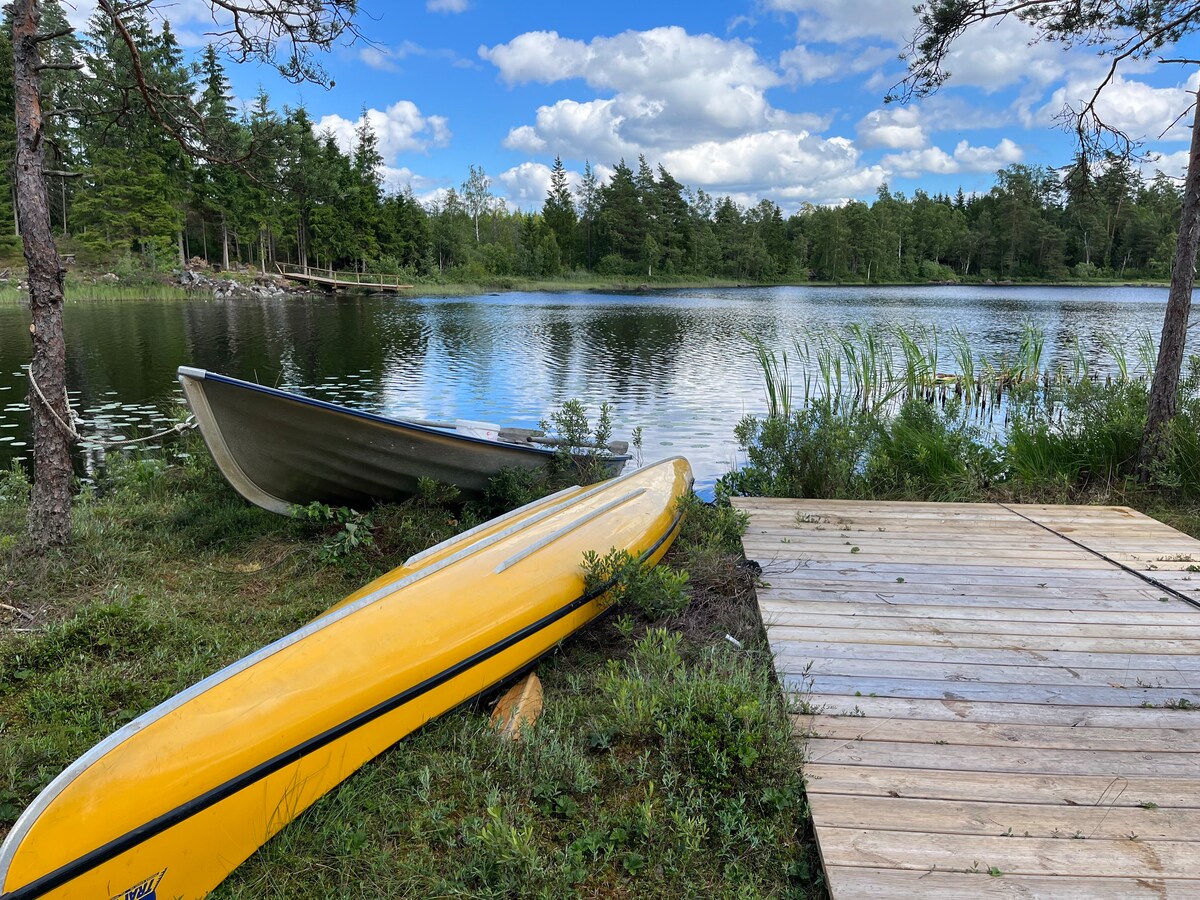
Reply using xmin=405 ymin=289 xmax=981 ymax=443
xmin=0 ymin=457 xmax=693 ymax=900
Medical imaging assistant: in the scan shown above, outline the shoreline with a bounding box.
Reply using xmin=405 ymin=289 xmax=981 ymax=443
xmin=0 ymin=268 xmax=1174 ymax=303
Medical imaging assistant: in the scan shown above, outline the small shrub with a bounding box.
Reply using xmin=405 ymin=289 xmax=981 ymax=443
xmin=1005 ymin=379 xmax=1146 ymax=494
xmin=865 ymin=399 xmax=1001 ymax=500
xmin=295 ymin=501 xmax=376 ymax=562
xmin=582 ymin=548 xmax=691 ymax=620
xmin=0 ymin=462 xmax=31 ymax=507
xmin=541 ymin=398 xmax=625 ymax=486
xmin=717 ymin=402 xmax=877 ymax=500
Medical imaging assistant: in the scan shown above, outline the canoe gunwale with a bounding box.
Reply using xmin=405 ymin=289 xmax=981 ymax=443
xmin=0 ymin=459 xmax=690 ymax=900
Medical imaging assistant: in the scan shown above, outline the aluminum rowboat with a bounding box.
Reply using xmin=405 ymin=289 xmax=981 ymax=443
xmin=177 ymin=366 xmax=631 ymax=515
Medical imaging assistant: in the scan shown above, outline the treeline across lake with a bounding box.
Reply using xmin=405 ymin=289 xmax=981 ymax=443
xmin=0 ymin=2 xmax=1188 ymax=284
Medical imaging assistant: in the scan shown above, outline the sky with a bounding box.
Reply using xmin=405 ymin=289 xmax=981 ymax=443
xmin=69 ymin=0 xmax=1200 ymax=213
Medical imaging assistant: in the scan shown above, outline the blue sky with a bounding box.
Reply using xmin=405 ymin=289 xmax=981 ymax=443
xmin=76 ymin=0 xmax=1200 ymax=212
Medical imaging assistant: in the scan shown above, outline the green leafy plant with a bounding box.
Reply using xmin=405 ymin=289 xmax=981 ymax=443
xmin=582 ymin=548 xmax=691 ymax=620
xmin=295 ymin=501 xmax=376 ymax=562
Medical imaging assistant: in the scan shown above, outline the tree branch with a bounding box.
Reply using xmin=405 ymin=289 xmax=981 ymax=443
xmin=33 ymin=62 xmax=83 ymax=72
xmin=33 ymin=26 xmax=75 ymax=43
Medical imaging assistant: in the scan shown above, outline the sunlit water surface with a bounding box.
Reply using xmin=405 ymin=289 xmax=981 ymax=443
xmin=0 ymin=284 xmax=1178 ymax=495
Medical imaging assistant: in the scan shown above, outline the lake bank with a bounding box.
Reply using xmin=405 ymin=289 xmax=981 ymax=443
xmin=0 ymin=445 xmax=821 ymax=897
xmin=5 ymin=342 xmax=1200 ymax=895
xmin=0 ymin=266 xmax=1171 ymax=304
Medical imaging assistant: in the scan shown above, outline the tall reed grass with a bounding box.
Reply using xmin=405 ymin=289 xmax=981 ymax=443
xmin=726 ymin=324 xmax=1200 ymax=505
xmin=0 ymin=284 xmax=193 ymax=302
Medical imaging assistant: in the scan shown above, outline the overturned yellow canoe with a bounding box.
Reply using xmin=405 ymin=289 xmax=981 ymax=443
xmin=0 ymin=457 xmax=692 ymax=900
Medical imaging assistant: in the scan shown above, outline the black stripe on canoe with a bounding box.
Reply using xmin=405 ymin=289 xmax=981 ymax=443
xmin=2 ymin=506 xmax=685 ymax=900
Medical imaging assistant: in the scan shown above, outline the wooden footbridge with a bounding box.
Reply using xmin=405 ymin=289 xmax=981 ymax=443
xmin=276 ymin=263 xmax=413 ymax=292
xmin=733 ymin=498 xmax=1200 ymax=898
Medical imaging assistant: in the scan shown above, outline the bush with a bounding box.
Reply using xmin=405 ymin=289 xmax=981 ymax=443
xmin=865 ymin=399 xmax=1001 ymax=500
xmin=717 ymin=402 xmax=877 ymax=500
xmin=582 ymin=548 xmax=691 ymax=620
xmin=1005 ymin=379 xmax=1147 ymax=494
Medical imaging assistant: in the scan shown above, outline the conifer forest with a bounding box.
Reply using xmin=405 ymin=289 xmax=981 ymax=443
xmin=0 ymin=2 xmax=1189 ymax=285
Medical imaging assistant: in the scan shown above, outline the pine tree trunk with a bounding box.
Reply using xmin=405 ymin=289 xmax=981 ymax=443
xmin=221 ymin=217 xmax=230 ymax=270
xmin=13 ymin=0 xmax=72 ymax=547
xmin=1139 ymin=87 xmax=1200 ymax=473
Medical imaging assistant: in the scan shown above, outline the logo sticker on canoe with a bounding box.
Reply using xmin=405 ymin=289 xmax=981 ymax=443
xmin=110 ymin=869 xmax=165 ymax=900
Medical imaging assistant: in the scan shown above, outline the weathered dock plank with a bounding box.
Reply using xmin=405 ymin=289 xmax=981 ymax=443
xmin=733 ymin=498 xmax=1200 ymax=899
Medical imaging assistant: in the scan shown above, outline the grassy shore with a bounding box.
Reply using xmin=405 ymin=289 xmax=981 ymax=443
xmin=0 ymin=445 xmax=822 ymax=898
xmin=0 ymin=267 xmax=1170 ymax=304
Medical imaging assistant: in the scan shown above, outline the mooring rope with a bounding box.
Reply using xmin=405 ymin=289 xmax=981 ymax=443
xmin=998 ymin=501 xmax=1200 ymax=612
xmin=26 ymin=368 xmax=196 ymax=449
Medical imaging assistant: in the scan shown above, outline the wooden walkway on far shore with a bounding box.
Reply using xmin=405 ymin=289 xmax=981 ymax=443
xmin=732 ymin=498 xmax=1200 ymax=899
xmin=276 ymin=263 xmax=412 ymax=292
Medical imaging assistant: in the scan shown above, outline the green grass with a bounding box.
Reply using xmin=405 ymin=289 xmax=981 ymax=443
xmin=0 ymin=446 xmax=821 ymax=898
xmin=0 ymin=282 xmax=194 ymax=302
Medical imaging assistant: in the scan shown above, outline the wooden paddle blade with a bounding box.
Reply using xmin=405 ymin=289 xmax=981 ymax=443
xmin=490 ymin=672 xmax=544 ymax=740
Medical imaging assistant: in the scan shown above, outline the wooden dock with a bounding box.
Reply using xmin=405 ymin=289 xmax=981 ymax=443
xmin=732 ymin=498 xmax=1200 ymax=898
xmin=276 ymin=263 xmax=412 ymax=292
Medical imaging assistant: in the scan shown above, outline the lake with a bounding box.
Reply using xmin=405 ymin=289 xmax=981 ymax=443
xmin=0 ymin=284 xmax=1178 ymax=495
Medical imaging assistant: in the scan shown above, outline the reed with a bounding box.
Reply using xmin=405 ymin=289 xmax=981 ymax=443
xmin=1136 ymin=328 xmax=1158 ymax=377
xmin=949 ymin=327 xmax=976 ymax=405
xmin=0 ymin=283 xmax=193 ymax=303
xmin=1098 ymin=331 xmax=1130 ymax=381
xmin=750 ymin=339 xmax=793 ymax=418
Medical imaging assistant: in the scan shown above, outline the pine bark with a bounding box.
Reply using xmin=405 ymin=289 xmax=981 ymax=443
xmin=1140 ymin=87 xmax=1200 ymax=473
xmin=13 ymin=0 xmax=72 ymax=546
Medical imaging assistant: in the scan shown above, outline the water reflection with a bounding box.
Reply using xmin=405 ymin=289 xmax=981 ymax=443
xmin=0 ymin=284 xmax=1177 ymax=493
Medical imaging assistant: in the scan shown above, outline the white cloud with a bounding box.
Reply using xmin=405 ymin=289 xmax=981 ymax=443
xmin=498 ymin=162 xmax=590 ymax=209
xmin=1140 ymin=150 xmax=1190 ymax=181
xmin=658 ymin=130 xmax=888 ymax=207
xmin=427 ymin=0 xmax=469 ymax=12
xmin=857 ymin=107 xmax=927 ymax=150
xmin=379 ymin=166 xmax=440 ymax=196
xmin=481 ymin=26 xmax=820 ymax=153
xmin=498 ymin=163 xmax=554 ymax=207
xmin=481 ymin=27 xmax=798 ymax=151
xmin=780 ymin=44 xmax=893 ymax=85
xmin=479 ymin=31 xmax=590 ymax=84
xmin=933 ymin=16 xmax=1071 ymax=93
xmin=1035 ymin=71 xmax=1199 ymax=142
xmin=358 ymin=40 xmax=472 ymax=72
xmin=953 ymin=138 xmax=1023 ymax=170
xmin=484 ymin=25 xmax=854 ymax=206
xmin=883 ymin=138 xmax=1023 ymax=178
xmin=359 ymin=47 xmax=400 ymax=72
xmin=316 ymin=101 xmax=451 ymax=163
xmin=763 ymin=0 xmax=916 ymax=43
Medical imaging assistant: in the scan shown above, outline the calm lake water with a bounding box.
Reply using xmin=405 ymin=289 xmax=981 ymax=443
xmin=0 ymin=284 xmax=1178 ymax=495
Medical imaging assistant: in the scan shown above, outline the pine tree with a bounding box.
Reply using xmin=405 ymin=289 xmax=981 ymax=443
xmin=349 ymin=109 xmax=383 ymax=270
xmin=76 ymin=11 xmax=192 ymax=265
xmin=598 ymin=159 xmax=645 ymax=268
xmin=542 ymin=156 xmax=576 ymax=271
xmin=193 ymin=44 xmax=246 ymax=268
xmin=575 ymin=160 xmax=600 ymax=269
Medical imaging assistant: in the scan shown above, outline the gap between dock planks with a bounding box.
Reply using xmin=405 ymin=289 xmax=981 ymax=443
xmin=731 ymin=498 xmax=1200 ymax=899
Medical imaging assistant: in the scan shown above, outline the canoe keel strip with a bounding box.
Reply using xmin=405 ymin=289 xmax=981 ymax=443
xmin=0 ymin=457 xmax=692 ymax=900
